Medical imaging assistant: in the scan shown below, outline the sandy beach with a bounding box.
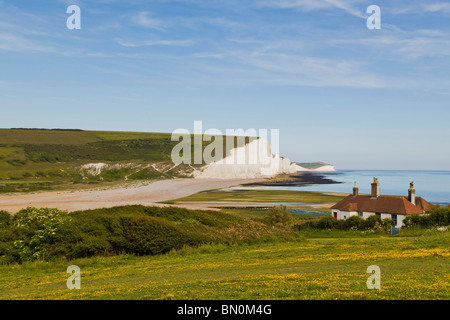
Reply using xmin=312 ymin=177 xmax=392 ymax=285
xmin=0 ymin=178 xmax=264 ymax=213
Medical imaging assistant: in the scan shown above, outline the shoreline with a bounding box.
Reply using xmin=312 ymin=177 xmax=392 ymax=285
xmin=0 ymin=172 xmax=345 ymax=214
xmin=0 ymin=178 xmax=265 ymax=213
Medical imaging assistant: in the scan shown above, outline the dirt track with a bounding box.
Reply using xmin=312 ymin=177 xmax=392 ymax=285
xmin=0 ymin=178 xmax=263 ymax=213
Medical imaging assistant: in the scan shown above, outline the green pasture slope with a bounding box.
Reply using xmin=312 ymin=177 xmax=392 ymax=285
xmin=0 ymin=128 xmax=250 ymax=193
xmin=0 ymin=230 xmax=448 ymax=300
xmin=0 ymin=129 xmax=175 ymax=192
xmin=0 ymin=204 xmax=448 ymax=300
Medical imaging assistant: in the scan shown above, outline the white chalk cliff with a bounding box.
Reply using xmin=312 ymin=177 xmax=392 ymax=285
xmin=194 ymin=137 xmax=334 ymax=179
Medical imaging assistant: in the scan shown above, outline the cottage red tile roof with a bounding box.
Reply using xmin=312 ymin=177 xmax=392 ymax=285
xmin=331 ymin=194 xmax=430 ymax=215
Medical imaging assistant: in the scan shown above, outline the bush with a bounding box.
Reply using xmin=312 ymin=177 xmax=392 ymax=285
xmin=0 ymin=210 xmax=11 ymax=229
xmin=343 ymin=216 xmax=363 ymax=230
xmin=267 ymin=205 xmax=293 ymax=227
xmin=124 ymin=216 xmax=198 ymax=255
xmin=382 ymin=218 xmax=395 ymax=230
xmin=315 ymin=216 xmax=339 ymax=229
xmin=0 ymin=205 xmax=295 ymax=264
xmin=363 ymin=215 xmax=382 ymax=230
xmin=9 ymin=207 xmax=71 ymax=261
xmin=404 ymin=206 xmax=450 ymax=228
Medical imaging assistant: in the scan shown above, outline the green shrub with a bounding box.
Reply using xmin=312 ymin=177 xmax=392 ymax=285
xmin=0 ymin=210 xmax=11 ymax=229
xmin=10 ymin=207 xmax=71 ymax=261
xmin=124 ymin=216 xmax=200 ymax=255
xmin=267 ymin=205 xmax=293 ymax=227
xmin=427 ymin=206 xmax=450 ymax=226
xmin=315 ymin=216 xmax=339 ymax=229
xmin=382 ymin=218 xmax=395 ymax=230
xmin=0 ymin=205 xmax=295 ymax=264
xmin=404 ymin=206 xmax=450 ymax=228
xmin=343 ymin=216 xmax=363 ymax=230
xmin=72 ymin=236 xmax=113 ymax=258
xmin=363 ymin=215 xmax=382 ymax=230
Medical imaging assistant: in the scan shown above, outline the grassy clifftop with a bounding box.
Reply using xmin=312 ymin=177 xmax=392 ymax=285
xmin=0 ymin=129 xmax=192 ymax=193
xmin=0 ymin=129 xmax=255 ymax=193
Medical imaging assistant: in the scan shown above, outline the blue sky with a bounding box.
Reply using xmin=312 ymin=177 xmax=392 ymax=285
xmin=1 ymin=0 xmax=450 ymax=170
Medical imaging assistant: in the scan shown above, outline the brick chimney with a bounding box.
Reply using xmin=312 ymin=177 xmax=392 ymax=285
xmin=408 ymin=181 xmax=416 ymax=205
xmin=353 ymin=181 xmax=359 ymax=196
xmin=371 ymin=177 xmax=380 ymax=198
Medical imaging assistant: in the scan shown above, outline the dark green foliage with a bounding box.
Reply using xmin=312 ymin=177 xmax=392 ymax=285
xmin=0 ymin=182 xmax=59 ymax=194
xmin=300 ymin=214 xmax=385 ymax=231
xmin=6 ymin=159 xmax=27 ymax=166
xmin=364 ymin=215 xmax=382 ymax=229
xmin=20 ymin=135 xmax=252 ymax=165
xmin=343 ymin=216 xmax=364 ymax=230
xmin=124 ymin=216 xmax=200 ymax=255
xmin=0 ymin=205 xmax=291 ymax=264
xmin=315 ymin=216 xmax=340 ymax=229
xmin=23 ymin=138 xmax=177 ymax=163
xmin=299 ymin=208 xmax=450 ymax=232
xmin=404 ymin=206 xmax=450 ymax=228
xmin=0 ymin=207 xmax=71 ymax=262
xmin=0 ymin=210 xmax=11 ymax=229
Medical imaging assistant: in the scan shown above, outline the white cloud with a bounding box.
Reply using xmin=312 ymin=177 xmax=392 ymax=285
xmin=134 ymin=11 xmax=166 ymax=30
xmin=256 ymin=0 xmax=365 ymax=18
xmin=333 ymin=31 xmax=450 ymax=60
xmin=0 ymin=32 xmax=55 ymax=52
xmin=115 ymin=38 xmax=194 ymax=48
xmin=233 ymin=51 xmax=387 ymax=88
xmin=423 ymin=2 xmax=450 ymax=13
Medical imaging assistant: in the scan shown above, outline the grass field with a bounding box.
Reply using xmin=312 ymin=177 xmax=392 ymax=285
xmin=0 ymin=201 xmax=448 ymax=300
xmin=0 ymin=231 xmax=448 ymax=300
xmin=167 ymin=189 xmax=345 ymax=204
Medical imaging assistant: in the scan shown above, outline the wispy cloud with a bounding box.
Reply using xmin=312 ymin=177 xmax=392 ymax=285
xmin=0 ymin=32 xmax=58 ymax=53
xmin=256 ymin=0 xmax=365 ymax=18
xmin=115 ymin=38 xmax=194 ymax=48
xmin=134 ymin=11 xmax=167 ymax=30
xmin=228 ymin=50 xmax=387 ymax=88
xmin=423 ymin=2 xmax=450 ymax=13
xmin=332 ymin=30 xmax=450 ymax=60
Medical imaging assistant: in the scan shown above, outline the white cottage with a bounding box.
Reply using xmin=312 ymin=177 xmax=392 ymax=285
xmin=330 ymin=178 xmax=430 ymax=228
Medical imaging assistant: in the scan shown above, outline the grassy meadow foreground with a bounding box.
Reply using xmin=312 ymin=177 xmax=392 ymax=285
xmin=0 ymin=231 xmax=448 ymax=300
xmin=0 ymin=198 xmax=449 ymax=300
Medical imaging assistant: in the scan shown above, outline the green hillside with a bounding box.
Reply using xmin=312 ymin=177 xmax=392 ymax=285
xmin=0 ymin=129 xmax=255 ymax=193
xmin=296 ymin=162 xmax=331 ymax=169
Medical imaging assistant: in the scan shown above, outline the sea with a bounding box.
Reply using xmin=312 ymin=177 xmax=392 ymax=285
xmin=267 ymin=170 xmax=450 ymax=205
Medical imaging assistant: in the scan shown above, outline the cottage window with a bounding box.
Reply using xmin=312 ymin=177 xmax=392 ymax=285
xmin=391 ymin=214 xmax=398 ymax=225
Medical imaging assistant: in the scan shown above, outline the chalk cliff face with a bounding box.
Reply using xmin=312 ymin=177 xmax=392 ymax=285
xmin=194 ymin=138 xmax=334 ymax=179
xmin=309 ymin=165 xmax=335 ymax=172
